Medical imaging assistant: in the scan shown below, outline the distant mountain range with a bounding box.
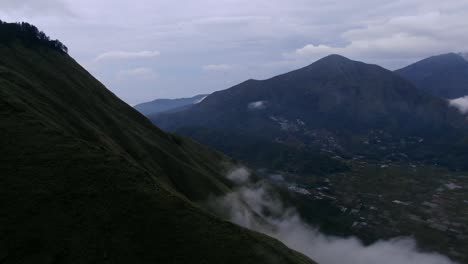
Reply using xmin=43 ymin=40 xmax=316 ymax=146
xmin=152 ymin=54 xmax=468 ymax=171
xmin=148 ymin=53 xmax=468 ymax=262
xmin=0 ymin=21 xmax=314 ymax=264
xmin=134 ymin=94 xmax=208 ymax=115
xmin=396 ymin=53 xmax=468 ymax=99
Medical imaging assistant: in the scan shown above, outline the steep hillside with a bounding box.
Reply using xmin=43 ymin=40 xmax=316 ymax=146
xmin=0 ymin=21 xmax=314 ymax=264
xmin=396 ymin=53 xmax=468 ymax=99
xmin=152 ymin=55 xmax=468 ymax=170
xmin=134 ymin=94 xmax=208 ymax=115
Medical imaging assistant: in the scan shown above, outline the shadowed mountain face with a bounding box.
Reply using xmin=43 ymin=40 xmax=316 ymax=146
xmin=152 ymin=55 xmax=468 ymax=171
xmin=396 ymin=53 xmax=468 ymax=99
xmin=134 ymin=94 xmax=208 ymax=116
xmin=0 ymin=22 xmax=315 ymax=264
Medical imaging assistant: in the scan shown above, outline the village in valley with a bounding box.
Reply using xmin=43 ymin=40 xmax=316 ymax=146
xmin=266 ymin=160 xmax=468 ymax=262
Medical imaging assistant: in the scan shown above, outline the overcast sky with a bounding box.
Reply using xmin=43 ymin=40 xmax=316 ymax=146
xmin=1 ymin=0 xmax=468 ymax=105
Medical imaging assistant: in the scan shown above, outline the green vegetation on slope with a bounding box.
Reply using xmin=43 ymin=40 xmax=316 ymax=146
xmin=0 ymin=24 xmax=315 ymax=264
xmin=0 ymin=20 xmax=67 ymax=53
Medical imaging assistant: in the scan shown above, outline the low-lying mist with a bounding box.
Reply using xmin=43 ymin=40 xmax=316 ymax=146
xmin=209 ymin=167 xmax=456 ymax=264
xmin=449 ymin=96 xmax=468 ymax=114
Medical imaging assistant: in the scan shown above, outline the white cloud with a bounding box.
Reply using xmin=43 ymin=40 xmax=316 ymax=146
xmin=288 ymin=10 xmax=468 ymax=69
xmin=4 ymin=0 xmax=468 ymax=101
xmin=449 ymin=96 xmax=468 ymax=114
xmin=210 ymin=168 xmax=456 ymax=264
xmin=248 ymin=101 xmax=267 ymax=110
xmin=226 ymin=167 xmax=250 ymax=184
xmin=117 ymin=67 xmax=157 ymax=80
xmin=95 ymin=51 xmax=160 ymax=62
xmin=0 ymin=0 xmax=72 ymax=16
xmin=194 ymin=96 xmax=208 ymax=104
xmin=187 ymin=16 xmax=271 ymax=26
xmin=202 ymin=64 xmax=232 ymax=71
xmin=295 ymin=44 xmax=344 ymax=57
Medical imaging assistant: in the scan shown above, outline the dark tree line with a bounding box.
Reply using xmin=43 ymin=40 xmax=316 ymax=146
xmin=0 ymin=20 xmax=68 ymax=54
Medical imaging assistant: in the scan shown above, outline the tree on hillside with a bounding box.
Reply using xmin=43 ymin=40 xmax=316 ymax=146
xmin=0 ymin=20 xmax=68 ymax=53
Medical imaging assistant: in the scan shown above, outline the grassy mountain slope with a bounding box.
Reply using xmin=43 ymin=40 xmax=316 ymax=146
xmin=396 ymin=53 xmax=468 ymax=99
xmin=0 ymin=23 xmax=315 ymax=264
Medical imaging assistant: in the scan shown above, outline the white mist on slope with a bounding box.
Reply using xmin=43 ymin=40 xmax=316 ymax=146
xmin=194 ymin=96 xmax=208 ymax=104
xmin=248 ymin=101 xmax=267 ymax=110
xmin=449 ymin=96 xmax=468 ymax=114
xmin=226 ymin=167 xmax=251 ymax=184
xmin=212 ymin=167 xmax=456 ymax=264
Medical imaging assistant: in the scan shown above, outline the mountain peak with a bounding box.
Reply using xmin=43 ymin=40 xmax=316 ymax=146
xmin=284 ymin=54 xmax=386 ymax=82
xmin=310 ymin=54 xmax=355 ymax=68
xmin=417 ymin=53 xmax=467 ymax=67
xmin=396 ymin=53 xmax=468 ymax=99
xmin=318 ymin=54 xmax=352 ymax=62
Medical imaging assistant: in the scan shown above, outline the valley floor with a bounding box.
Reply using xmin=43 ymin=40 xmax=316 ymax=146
xmin=264 ymin=161 xmax=468 ymax=263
